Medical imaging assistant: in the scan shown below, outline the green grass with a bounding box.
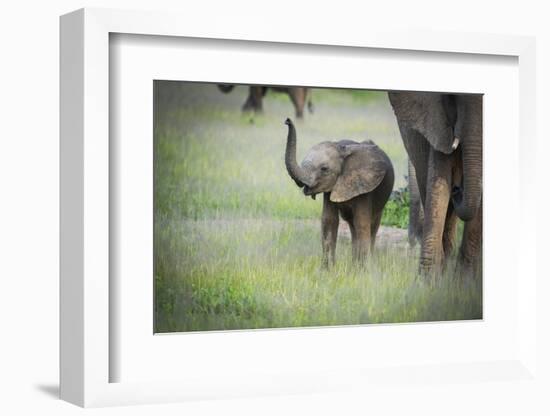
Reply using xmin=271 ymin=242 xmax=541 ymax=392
xmin=154 ymin=81 xmax=482 ymax=332
xmin=381 ymin=186 xmax=413 ymax=229
xmin=155 ymin=219 xmax=481 ymax=332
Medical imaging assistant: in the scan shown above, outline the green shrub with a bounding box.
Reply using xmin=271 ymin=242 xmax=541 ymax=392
xmin=382 ymin=186 xmax=410 ymax=229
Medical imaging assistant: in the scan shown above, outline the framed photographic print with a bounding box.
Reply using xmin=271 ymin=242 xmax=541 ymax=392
xmin=60 ymin=8 xmax=539 ymax=408
xmin=151 ymin=80 xmax=483 ymax=335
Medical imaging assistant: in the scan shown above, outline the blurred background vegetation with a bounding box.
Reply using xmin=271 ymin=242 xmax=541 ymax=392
xmin=155 ymin=82 xmax=409 ymax=224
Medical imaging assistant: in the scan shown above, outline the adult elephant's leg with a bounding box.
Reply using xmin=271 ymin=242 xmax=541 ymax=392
xmin=250 ymin=86 xmax=264 ymax=112
xmin=443 ymin=157 xmax=462 ymax=260
xmin=398 ymin=127 xmax=430 ymax=206
xmin=306 ymin=88 xmax=314 ymax=113
xmin=243 ymin=86 xmax=264 ymax=112
xmin=242 ymin=87 xmax=253 ymax=111
xmin=408 ymin=159 xmax=424 ymax=247
xmin=321 ymin=193 xmax=339 ymax=268
xmin=456 ymin=200 xmax=482 ymax=278
xmin=420 ymin=149 xmax=453 ymax=274
xmin=288 ymin=88 xmax=306 ymax=118
xmin=442 ymin=206 xmax=458 ymax=262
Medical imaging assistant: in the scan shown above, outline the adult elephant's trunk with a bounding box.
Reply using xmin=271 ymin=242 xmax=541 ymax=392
xmin=284 ymin=118 xmax=311 ymax=187
xmin=452 ymin=95 xmax=483 ymax=222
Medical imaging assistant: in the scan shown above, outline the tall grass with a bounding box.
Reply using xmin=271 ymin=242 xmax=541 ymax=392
xmin=154 ymin=82 xmax=482 ymax=332
xmin=155 ymin=219 xmax=481 ymax=332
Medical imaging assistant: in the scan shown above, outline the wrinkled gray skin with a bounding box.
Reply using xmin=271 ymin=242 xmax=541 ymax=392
xmin=407 ymin=159 xmax=459 ymax=259
xmin=284 ymin=118 xmax=394 ymax=267
xmin=218 ymin=85 xmax=314 ymax=118
xmin=388 ymin=92 xmax=482 ymax=278
xmin=407 ymin=159 xmax=424 ymax=247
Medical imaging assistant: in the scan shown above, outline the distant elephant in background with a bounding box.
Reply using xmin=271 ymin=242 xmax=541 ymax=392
xmin=283 ymin=118 xmax=394 ymax=267
xmin=218 ymin=84 xmax=314 ymax=118
xmin=389 ymin=92 xmax=482 ymax=278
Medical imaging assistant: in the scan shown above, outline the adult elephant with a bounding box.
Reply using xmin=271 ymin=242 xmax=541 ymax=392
xmin=388 ymin=92 xmax=482 ymax=278
xmin=218 ymin=84 xmax=313 ymax=118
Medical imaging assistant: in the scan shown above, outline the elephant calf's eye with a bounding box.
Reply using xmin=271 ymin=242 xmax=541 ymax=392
xmin=320 ymin=166 xmax=329 ymax=174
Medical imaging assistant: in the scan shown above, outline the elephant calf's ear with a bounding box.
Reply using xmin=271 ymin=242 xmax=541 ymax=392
xmin=330 ymin=145 xmax=388 ymax=203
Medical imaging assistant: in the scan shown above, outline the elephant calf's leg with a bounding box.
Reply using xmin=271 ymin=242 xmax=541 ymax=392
xmin=352 ymin=227 xmax=371 ymax=264
xmin=321 ymin=194 xmax=339 ymax=268
xmin=351 ymin=199 xmax=372 ymax=263
xmin=370 ymin=211 xmax=383 ymax=251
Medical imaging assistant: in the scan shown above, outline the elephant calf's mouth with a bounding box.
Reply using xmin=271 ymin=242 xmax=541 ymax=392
xmin=303 ymin=186 xmax=318 ymax=200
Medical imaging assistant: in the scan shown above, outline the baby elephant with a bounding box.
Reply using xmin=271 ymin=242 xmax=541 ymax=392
xmin=284 ymin=118 xmax=394 ymax=267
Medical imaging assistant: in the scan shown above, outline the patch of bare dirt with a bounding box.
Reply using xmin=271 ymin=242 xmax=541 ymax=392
xmin=337 ymin=222 xmax=408 ymax=248
xmin=180 ymin=218 xmax=409 ymax=249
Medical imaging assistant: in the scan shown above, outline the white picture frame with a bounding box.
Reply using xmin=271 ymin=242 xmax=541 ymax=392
xmin=60 ymin=8 xmax=538 ymax=408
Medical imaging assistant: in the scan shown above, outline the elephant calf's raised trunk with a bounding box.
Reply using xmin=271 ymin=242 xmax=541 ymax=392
xmin=284 ymin=118 xmax=311 ymax=187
